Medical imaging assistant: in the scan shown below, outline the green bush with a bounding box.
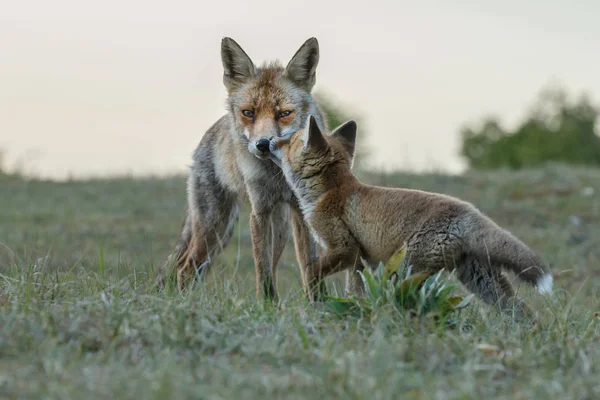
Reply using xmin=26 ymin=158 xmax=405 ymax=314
xmin=324 ymin=246 xmax=473 ymax=325
xmin=460 ymin=84 xmax=600 ymax=170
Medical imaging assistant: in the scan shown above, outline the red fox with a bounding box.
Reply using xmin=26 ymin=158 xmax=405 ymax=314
xmin=268 ymin=116 xmax=554 ymax=318
xmin=156 ymin=38 xmax=329 ymax=302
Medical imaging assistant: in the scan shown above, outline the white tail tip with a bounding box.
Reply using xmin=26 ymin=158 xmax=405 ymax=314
xmin=537 ymin=274 xmax=553 ymax=294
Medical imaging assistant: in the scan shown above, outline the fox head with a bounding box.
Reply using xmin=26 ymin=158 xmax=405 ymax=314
xmin=269 ymin=115 xmax=357 ymax=189
xmin=221 ymin=37 xmax=325 ymax=159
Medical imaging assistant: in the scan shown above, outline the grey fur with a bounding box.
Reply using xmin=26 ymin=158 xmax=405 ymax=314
xmin=157 ymin=38 xmax=330 ymax=302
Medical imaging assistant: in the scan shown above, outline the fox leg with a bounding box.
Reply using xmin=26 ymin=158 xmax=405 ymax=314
xmin=289 ymin=206 xmax=327 ymax=300
xmin=156 ymin=211 xmax=193 ymax=289
xmin=345 ymin=264 xmax=365 ymax=296
xmin=175 ymin=200 xmax=238 ymax=291
xmin=250 ymin=210 xmax=277 ymax=301
xmin=306 ymin=249 xmax=361 ymax=302
xmin=270 ymin=202 xmax=290 ymax=296
xmin=166 ymin=169 xmax=239 ymax=291
xmin=403 ymin=232 xmax=535 ymax=321
xmin=457 ymin=256 xmax=535 ymax=322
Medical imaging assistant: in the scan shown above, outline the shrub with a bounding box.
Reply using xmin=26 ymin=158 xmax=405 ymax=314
xmin=324 ymin=245 xmax=473 ymax=326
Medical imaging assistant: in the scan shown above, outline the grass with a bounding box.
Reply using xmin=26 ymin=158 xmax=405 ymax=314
xmin=1 ymin=164 xmax=600 ymax=398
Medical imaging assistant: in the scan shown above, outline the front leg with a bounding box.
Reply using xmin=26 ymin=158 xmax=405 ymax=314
xmin=306 ymin=249 xmax=361 ymax=301
xmin=250 ymin=211 xmax=276 ymax=302
xmin=345 ymin=263 xmax=365 ymax=296
xmin=270 ymin=202 xmax=290 ymax=293
xmin=289 ymin=206 xmax=326 ymax=300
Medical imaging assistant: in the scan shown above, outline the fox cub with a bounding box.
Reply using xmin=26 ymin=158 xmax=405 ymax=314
xmin=268 ymin=116 xmax=554 ymax=318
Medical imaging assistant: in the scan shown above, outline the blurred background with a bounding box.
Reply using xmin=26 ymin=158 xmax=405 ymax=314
xmin=2 ymin=0 xmax=600 ymax=179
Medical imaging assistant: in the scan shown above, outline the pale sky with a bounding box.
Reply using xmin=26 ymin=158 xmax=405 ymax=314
xmin=1 ymin=0 xmax=599 ymax=179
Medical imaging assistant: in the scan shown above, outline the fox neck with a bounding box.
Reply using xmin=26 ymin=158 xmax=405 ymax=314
xmin=287 ymin=161 xmax=357 ymax=220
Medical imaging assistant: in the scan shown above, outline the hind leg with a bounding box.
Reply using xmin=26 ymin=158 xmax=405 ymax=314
xmin=177 ymin=201 xmax=238 ymax=291
xmin=174 ymin=170 xmax=239 ymax=291
xmin=457 ymin=256 xmax=535 ymax=321
xmin=156 ymin=211 xmax=193 ymax=289
xmin=179 ymin=203 xmax=238 ymax=289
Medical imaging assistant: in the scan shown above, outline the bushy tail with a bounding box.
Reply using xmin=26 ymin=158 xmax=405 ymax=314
xmin=464 ymin=214 xmax=553 ymax=294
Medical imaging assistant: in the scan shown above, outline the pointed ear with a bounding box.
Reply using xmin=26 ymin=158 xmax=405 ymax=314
xmin=302 ymin=115 xmax=328 ymax=151
xmin=221 ymin=37 xmax=257 ymax=93
xmin=330 ymin=120 xmax=357 ymax=159
xmin=285 ymin=38 xmax=319 ymax=92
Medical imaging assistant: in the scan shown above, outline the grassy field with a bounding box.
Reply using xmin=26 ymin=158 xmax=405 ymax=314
xmin=1 ymin=164 xmax=600 ymax=399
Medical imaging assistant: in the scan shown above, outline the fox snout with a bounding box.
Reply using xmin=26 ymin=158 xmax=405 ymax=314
xmin=248 ymin=137 xmax=272 ymax=159
xmin=255 ymin=138 xmax=270 ymax=153
xmin=268 ymin=138 xmax=277 ymax=153
xmin=268 ymin=137 xmax=285 ymax=166
xmin=268 ymin=136 xmax=286 ymax=154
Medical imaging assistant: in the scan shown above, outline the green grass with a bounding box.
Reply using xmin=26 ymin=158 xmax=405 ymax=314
xmin=1 ymin=164 xmax=600 ymax=399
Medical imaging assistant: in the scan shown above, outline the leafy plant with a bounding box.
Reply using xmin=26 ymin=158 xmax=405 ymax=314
xmin=324 ymin=244 xmax=474 ymax=324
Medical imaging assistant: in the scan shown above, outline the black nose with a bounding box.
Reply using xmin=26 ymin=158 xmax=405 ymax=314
xmin=255 ymin=138 xmax=270 ymax=153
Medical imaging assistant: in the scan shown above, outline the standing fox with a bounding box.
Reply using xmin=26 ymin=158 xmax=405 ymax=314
xmin=268 ymin=116 xmax=554 ymax=318
xmin=156 ymin=37 xmax=329 ymax=301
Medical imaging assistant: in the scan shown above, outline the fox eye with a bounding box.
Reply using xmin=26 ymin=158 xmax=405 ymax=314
xmin=242 ymin=110 xmax=254 ymax=118
xmin=277 ymin=110 xmax=293 ymax=119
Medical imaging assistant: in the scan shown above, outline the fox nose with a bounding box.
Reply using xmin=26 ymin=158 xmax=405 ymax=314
xmin=255 ymin=138 xmax=270 ymax=153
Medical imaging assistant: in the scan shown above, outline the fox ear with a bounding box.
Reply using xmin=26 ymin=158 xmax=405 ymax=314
xmin=285 ymin=38 xmax=319 ymax=92
xmin=221 ymin=37 xmax=257 ymax=93
xmin=330 ymin=120 xmax=358 ymax=159
xmin=302 ymin=115 xmax=328 ymax=151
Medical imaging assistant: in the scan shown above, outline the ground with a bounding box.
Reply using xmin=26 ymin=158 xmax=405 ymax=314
xmin=0 ymin=164 xmax=599 ymax=399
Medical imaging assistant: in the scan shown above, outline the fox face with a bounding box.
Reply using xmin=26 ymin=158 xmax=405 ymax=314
xmin=269 ymin=116 xmax=358 ymax=185
xmin=221 ymin=37 xmax=324 ymax=160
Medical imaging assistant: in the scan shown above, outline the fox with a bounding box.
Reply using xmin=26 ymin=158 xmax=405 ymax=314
xmin=268 ymin=116 xmax=554 ymax=319
xmin=156 ymin=37 xmax=331 ymax=302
